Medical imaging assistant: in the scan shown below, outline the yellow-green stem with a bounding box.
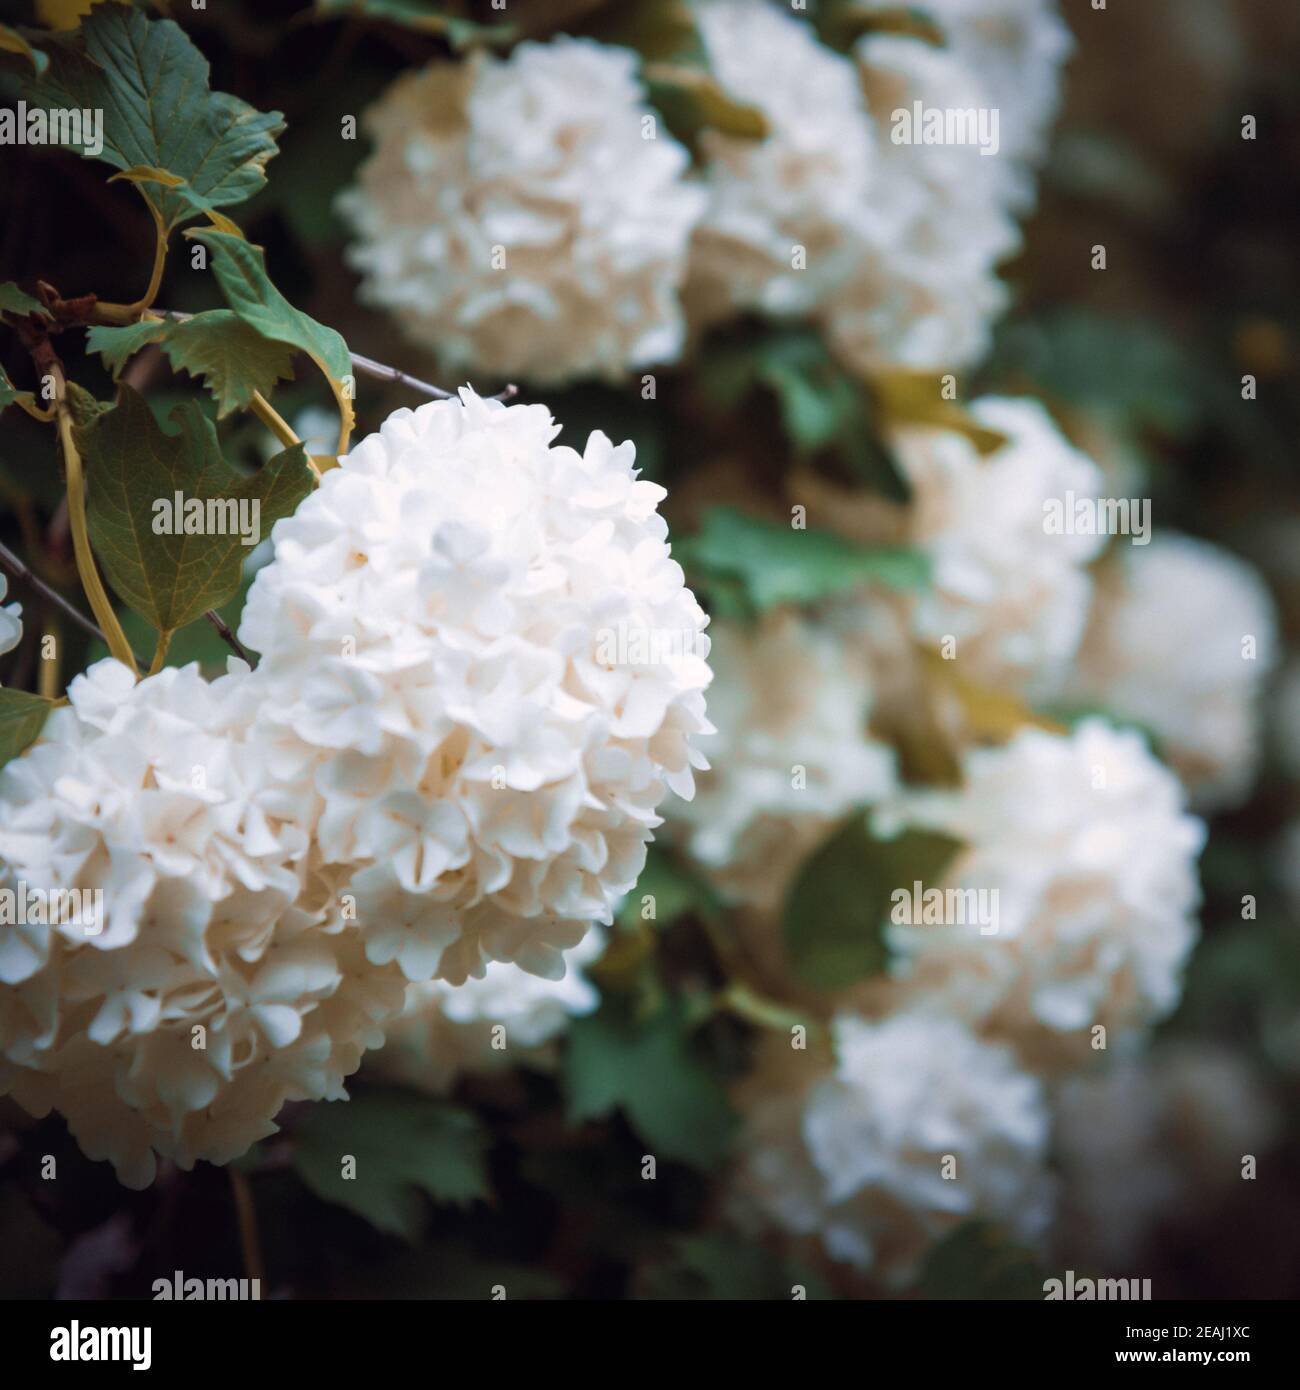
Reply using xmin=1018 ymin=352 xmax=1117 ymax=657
xmin=58 ymin=405 xmax=138 ymax=676
xmin=38 ymin=618 xmax=60 ymax=700
xmin=148 ymin=629 xmax=171 ymax=677
xmin=250 ymin=391 xmax=320 ymax=483
xmin=96 ymin=201 xmax=168 ymax=322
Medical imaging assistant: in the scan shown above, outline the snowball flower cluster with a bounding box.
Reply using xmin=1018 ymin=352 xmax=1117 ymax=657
xmin=877 ymin=719 xmax=1206 ymax=1069
xmin=239 ymin=388 xmax=712 ymax=988
xmin=685 ymin=0 xmax=877 ymax=327
xmin=0 ymin=573 xmax=20 ymax=658
xmin=859 ymin=0 xmax=1074 ymax=177
xmin=732 ymin=1011 xmax=1053 ymax=1282
xmin=0 ymin=660 xmax=406 ymax=1188
xmin=1063 ymin=532 xmax=1279 ymax=810
xmin=824 ymin=34 xmax=1024 ymax=373
xmin=664 ymin=612 xmax=895 ymax=911
xmin=368 ymin=928 xmax=604 ymax=1096
xmin=893 ymin=396 xmax=1104 ymax=698
xmin=687 ymin=1 xmax=1070 ymax=371
xmin=338 ymin=38 xmax=705 ymax=384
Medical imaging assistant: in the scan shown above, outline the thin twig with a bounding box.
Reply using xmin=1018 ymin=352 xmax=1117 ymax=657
xmin=348 ymin=348 xmax=453 ymax=399
xmin=204 ymin=609 xmax=253 ymax=666
xmin=0 ymin=539 xmax=147 ymax=668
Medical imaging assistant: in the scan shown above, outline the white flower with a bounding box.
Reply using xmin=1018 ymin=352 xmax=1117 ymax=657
xmin=733 ymin=1011 xmax=1053 ymax=1282
xmin=238 ymin=388 xmax=712 ymax=987
xmin=858 ymin=0 xmax=1073 ymax=178
xmin=901 ymin=396 xmax=1104 ymax=698
xmin=368 ymin=927 xmax=604 ymax=1095
xmin=664 ymin=611 xmax=895 ymax=910
xmin=824 ymin=36 xmax=1024 ymax=372
xmin=1054 ymin=1044 xmax=1279 ymax=1268
xmin=0 ymin=573 xmax=21 ymax=658
xmin=685 ymin=0 xmax=877 ymax=325
xmin=877 ymin=719 xmax=1205 ymax=1068
xmin=1063 ymin=533 xmax=1279 ymax=810
xmin=338 ymin=38 xmax=705 ymax=385
xmin=0 ymin=659 xmax=407 ymax=1188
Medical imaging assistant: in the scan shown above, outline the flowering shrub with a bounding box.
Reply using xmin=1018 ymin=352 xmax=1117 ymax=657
xmin=0 ymin=0 xmax=1296 ymax=1305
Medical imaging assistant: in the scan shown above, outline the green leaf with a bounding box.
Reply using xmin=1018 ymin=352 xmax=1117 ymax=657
xmin=189 ymin=230 xmax=352 ymax=384
xmin=914 ymin=1221 xmax=1047 ymax=1300
xmin=313 ymin=0 xmax=518 ymax=50
xmin=699 ymin=326 xmax=909 ymax=500
xmin=815 ymin=1 xmax=945 ymax=53
xmin=988 ymin=309 xmax=1209 ymax=440
xmin=0 ymin=689 xmax=57 ymax=771
xmin=84 ymin=319 xmax=170 ymax=376
xmin=26 ymin=6 xmax=283 ymax=230
xmin=87 ymin=312 xmax=295 ymax=415
xmin=64 ymin=380 xmax=113 ymax=429
xmin=88 ymin=565 xmax=260 ymax=672
xmin=162 ymin=312 xmax=297 ymax=416
xmin=874 ymin=371 xmax=1010 ymax=456
xmin=0 ymin=282 xmax=51 ymax=321
xmin=782 ymin=815 xmax=962 ymax=989
xmin=292 ymin=1089 xmax=490 ymax=1241
xmin=678 ymin=506 xmax=928 ymax=614
xmin=77 ymin=385 xmax=313 ymax=634
xmin=644 ymin=67 xmax=768 ymax=143
xmin=578 ymin=0 xmax=768 ymax=145
xmin=565 ymin=999 xmax=737 ymax=1169
xmin=0 ymin=364 xmax=34 ymax=418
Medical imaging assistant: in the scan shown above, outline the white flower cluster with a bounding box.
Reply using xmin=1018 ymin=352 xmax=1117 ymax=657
xmin=0 ymin=391 xmax=709 ymax=1182
xmin=685 ymin=0 xmax=878 ymax=328
xmin=664 ymin=612 xmax=895 ymax=911
xmin=341 ymin=0 xmax=1072 ymax=382
xmin=0 ymin=573 xmax=20 ymax=658
xmin=1064 ymin=533 xmax=1279 ymax=810
xmin=824 ymin=34 xmax=1023 ymax=373
xmin=817 ymin=396 xmax=1105 ymax=704
xmin=338 ymin=38 xmax=705 ymax=385
xmin=861 ymin=0 xmax=1074 ymax=173
xmin=893 ymin=396 xmax=1106 ymax=698
xmin=368 ymin=928 xmax=604 ymax=1096
xmin=691 ymin=0 xmax=1070 ymax=371
xmin=732 ymin=1013 xmax=1054 ymax=1284
xmin=0 ymin=660 xmax=406 ymax=1188
xmin=877 ymin=719 xmax=1206 ymax=1069
xmin=239 ymin=389 xmax=712 ymax=988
